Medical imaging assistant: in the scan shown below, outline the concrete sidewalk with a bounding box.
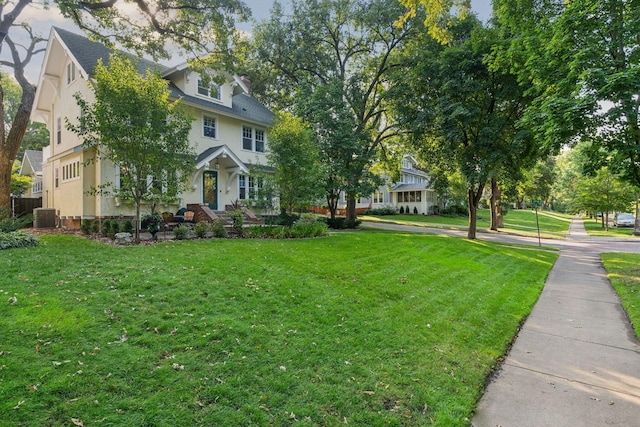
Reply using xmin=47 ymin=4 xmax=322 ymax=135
xmin=472 ymin=217 xmax=640 ymax=426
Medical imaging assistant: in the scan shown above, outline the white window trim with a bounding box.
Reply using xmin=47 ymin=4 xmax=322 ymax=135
xmin=241 ymin=124 xmax=266 ymax=153
xmin=56 ymin=117 xmax=62 ymax=145
xmin=203 ymin=114 xmax=217 ymax=139
xmin=197 ymin=79 xmax=222 ymax=102
xmin=66 ymin=61 xmax=77 ymax=85
xmin=61 ymin=160 xmax=81 ymax=183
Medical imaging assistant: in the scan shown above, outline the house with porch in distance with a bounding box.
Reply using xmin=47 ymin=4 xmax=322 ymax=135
xmin=31 ymin=27 xmax=274 ymax=228
xmin=369 ymin=155 xmax=442 ymax=215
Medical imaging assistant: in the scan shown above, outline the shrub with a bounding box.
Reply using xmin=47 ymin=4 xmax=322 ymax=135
xmin=0 ymin=231 xmax=38 ymax=250
xmin=194 ymin=221 xmax=210 ymax=239
xmin=297 ymin=213 xmax=318 ymax=225
xmin=173 ymin=223 xmax=191 ymax=240
xmin=210 ymin=218 xmax=228 ymax=238
xmin=230 ymin=209 xmax=244 ymax=236
xmin=399 ymin=206 xmax=404 ymax=214
xmin=108 ymin=221 xmax=120 ymax=239
xmin=405 ymin=205 xmax=410 ymax=214
xmin=123 ymin=220 xmax=134 ymax=234
xmin=291 ymin=221 xmax=329 ymax=237
xmin=91 ymin=220 xmax=100 ymax=234
xmin=324 ymin=217 xmax=359 ymax=229
xmin=363 ymin=206 xmax=397 ymax=216
xmin=265 ymin=212 xmax=299 ymax=226
xmin=81 ymin=219 xmax=92 ymax=235
xmin=0 ymin=210 xmax=33 ymax=233
xmin=413 ymin=206 xmax=418 ymax=214
xmin=101 ymin=219 xmax=111 ymax=237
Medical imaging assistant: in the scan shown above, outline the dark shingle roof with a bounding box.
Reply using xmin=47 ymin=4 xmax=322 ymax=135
xmin=55 ymin=27 xmax=274 ymax=126
xmin=168 ymin=83 xmax=274 ymax=126
xmin=24 ymin=150 xmax=43 ymax=173
xmin=390 ymin=183 xmax=431 ymax=192
xmin=54 ymin=27 xmax=166 ymax=76
xmin=195 ymin=146 xmax=224 ymax=164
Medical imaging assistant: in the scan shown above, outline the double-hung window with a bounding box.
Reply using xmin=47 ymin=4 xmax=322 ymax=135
xmin=203 ymin=116 xmax=217 ymax=138
xmin=66 ymin=62 xmax=76 ymax=85
xmin=239 ymin=175 xmax=262 ymax=200
xmin=197 ymin=79 xmax=221 ymax=101
xmin=242 ymin=125 xmax=266 ymax=153
xmin=56 ymin=117 xmax=62 ymax=145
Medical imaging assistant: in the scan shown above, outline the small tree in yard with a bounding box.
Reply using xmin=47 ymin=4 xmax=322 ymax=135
xmin=267 ymin=112 xmax=325 ymax=218
xmin=69 ymin=54 xmax=195 ymax=242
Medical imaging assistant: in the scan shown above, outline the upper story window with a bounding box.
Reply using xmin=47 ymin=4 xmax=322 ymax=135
xmin=66 ymin=62 xmax=76 ymax=85
xmin=61 ymin=160 xmax=81 ymax=182
xmin=242 ymin=125 xmax=266 ymax=153
xmin=56 ymin=117 xmax=62 ymax=145
xmin=203 ymin=115 xmax=217 ymax=139
xmin=197 ymin=79 xmax=221 ymax=101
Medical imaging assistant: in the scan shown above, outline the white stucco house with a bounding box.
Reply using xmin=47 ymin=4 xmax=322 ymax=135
xmin=19 ymin=149 xmax=44 ymax=199
xmin=369 ymin=155 xmax=442 ymax=215
xmin=31 ymin=27 xmax=274 ymax=228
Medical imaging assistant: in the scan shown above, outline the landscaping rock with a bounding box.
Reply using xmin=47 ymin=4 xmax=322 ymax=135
xmin=115 ymin=232 xmax=133 ymax=244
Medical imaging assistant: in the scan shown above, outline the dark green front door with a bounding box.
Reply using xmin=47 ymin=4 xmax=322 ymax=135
xmin=203 ymin=171 xmax=218 ymax=210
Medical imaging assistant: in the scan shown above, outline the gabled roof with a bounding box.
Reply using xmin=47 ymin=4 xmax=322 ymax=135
xmin=54 ymin=27 xmax=165 ymax=76
xmin=168 ymin=83 xmax=274 ymax=126
xmin=19 ymin=150 xmax=43 ymax=176
xmin=195 ymin=145 xmax=250 ymax=174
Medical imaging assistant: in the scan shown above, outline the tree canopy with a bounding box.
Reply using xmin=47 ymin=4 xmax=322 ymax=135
xmin=393 ymin=16 xmax=537 ymax=238
xmin=249 ymin=0 xmax=413 ymax=223
xmin=68 ymin=54 xmax=195 ymax=242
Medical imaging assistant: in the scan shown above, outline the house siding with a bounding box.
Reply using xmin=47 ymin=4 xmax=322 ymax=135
xmin=32 ymin=28 xmax=274 ymax=228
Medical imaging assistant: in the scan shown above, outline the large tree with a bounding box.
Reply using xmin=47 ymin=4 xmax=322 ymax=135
xmin=394 ymin=17 xmax=536 ymax=239
xmin=0 ymin=0 xmax=249 ymax=213
xmin=250 ymin=0 xmax=413 ymax=223
xmin=68 ymin=54 xmax=195 ymax=242
xmin=495 ymin=0 xmax=640 ymax=231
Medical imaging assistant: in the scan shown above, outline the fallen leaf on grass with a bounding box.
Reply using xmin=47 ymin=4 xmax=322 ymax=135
xmin=71 ymin=418 xmax=84 ymax=426
xmin=363 ymin=391 xmax=375 ymax=396
xmin=13 ymin=400 xmax=25 ymax=409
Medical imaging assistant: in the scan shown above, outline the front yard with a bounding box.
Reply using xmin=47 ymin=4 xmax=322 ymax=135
xmin=0 ymin=231 xmax=556 ymax=426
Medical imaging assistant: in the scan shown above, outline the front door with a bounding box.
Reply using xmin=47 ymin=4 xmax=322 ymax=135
xmin=203 ymin=171 xmax=218 ymax=210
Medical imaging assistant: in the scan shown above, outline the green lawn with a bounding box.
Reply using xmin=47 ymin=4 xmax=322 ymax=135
xmin=362 ymin=209 xmax=572 ymax=238
xmin=0 ymin=232 xmax=557 ymax=426
xmin=601 ymin=253 xmax=640 ymax=339
xmin=583 ymin=216 xmax=639 ymax=237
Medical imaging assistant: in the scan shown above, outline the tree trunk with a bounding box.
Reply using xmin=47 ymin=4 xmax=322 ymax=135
xmin=326 ymin=192 xmax=338 ymax=220
xmin=346 ymin=194 xmax=357 ymax=224
xmin=634 ymin=195 xmax=640 ymax=236
xmin=0 ymin=74 xmax=35 ymax=212
xmin=467 ymin=184 xmax=484 ymax=240
xmin=489 ymin=178 xmax=502 ymax=231
xmin=134 ymin=200 xmax=141 ymax=243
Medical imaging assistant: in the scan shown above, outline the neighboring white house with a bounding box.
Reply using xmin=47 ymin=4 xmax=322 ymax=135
xmin=369 ymin=155 xmax=442 ymax=215
xmin=31 ymin=27 xmax=274 ymax=228
xmin=19 ymin=149 xmax=44 ymax=198
xmin=329 ymin=155 xmax=441 ymax=216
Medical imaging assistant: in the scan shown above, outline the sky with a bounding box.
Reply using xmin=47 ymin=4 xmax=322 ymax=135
xmin=11 ymin=0 xmax=493 ymax=81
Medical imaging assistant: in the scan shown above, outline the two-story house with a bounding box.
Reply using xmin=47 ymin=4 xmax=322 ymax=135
xmin=31 ymin=27 xmax=274 ymax=229
xmin=369 ymin=155 xmax=442 ymax=215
